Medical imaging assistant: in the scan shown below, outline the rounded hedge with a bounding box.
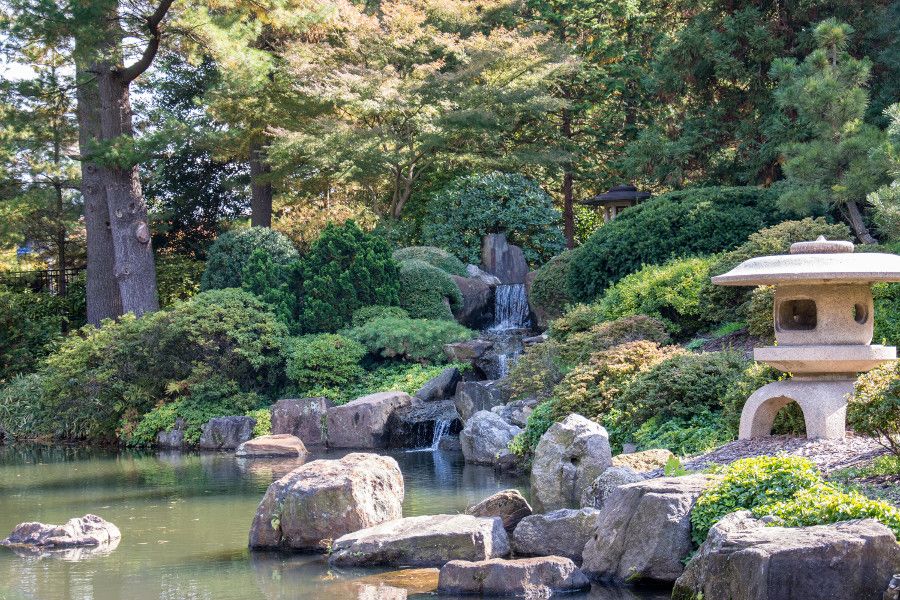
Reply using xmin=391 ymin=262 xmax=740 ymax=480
xmin=397 ymin=259 xmax=463 ymax=321
xmin=297 ymin=221 xmax=401 ymax=333
xmin=285 ymin=333 xmax=366 ymax=391
xmin=567 ymin=186 xmax=779 ymax=302
xmin=392 ymin=246 xmax=467 ymax=276
xmin=596 ymin=256 xmax=717 ymax=339
xmin=422 ymin=172 xmax=566 ymax=266
xmin=200 ymin=227 xmax=299 ymax=291
xmin=529 ymin=250 xmax=576 ymax=323
xmin=344 ymin=316 xmax=474 ymax=364
xmin=351 ymin=305 xmax=410 ymax=327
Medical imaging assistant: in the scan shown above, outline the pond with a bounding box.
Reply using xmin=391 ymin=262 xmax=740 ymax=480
xmin=0 ymin=445 xmax=670 ymax=600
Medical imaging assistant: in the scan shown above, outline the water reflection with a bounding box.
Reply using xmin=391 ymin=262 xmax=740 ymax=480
xmin=0 ymin=445 xmax=667 ymax=600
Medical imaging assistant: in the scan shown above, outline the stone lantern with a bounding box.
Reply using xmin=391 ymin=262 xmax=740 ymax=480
xmin=711 ymin=237 xmax=900 ymax=439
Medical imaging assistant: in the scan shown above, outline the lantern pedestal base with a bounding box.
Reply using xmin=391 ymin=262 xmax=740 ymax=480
xmin=739 ymin=378 xmax=855 ymax=440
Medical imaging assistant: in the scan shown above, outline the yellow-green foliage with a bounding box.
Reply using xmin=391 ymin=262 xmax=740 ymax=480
xmin=529 ymin=250 xmax=576 ymax=321
xmin=285 ymin=334 xmax=366 ymax=391
xmin=597 ymin=257 xmax=717 ymax=339
xmin=551 ymin=341 xmax=686 ymax=423
xmin=691 ymin=456 xmax=824 ymax=545
xmin=851 ymin=362 xmax=900 ymax=457
xmin=758 ymin=483 xmax=900 ymax=539
xmin=344 ymin=316 xmax=474 ymax=364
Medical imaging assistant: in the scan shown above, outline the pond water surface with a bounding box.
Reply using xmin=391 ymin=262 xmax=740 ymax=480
xmin=0 ymin=445 xmax=669 ymax=600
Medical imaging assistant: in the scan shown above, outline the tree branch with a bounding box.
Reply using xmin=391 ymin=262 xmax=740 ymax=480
xmin=118 ymin=0 xmax=175 ymax=83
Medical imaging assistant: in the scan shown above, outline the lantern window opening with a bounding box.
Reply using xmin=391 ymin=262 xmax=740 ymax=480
xmin=776 ymin=298 xmax=817 ymax=331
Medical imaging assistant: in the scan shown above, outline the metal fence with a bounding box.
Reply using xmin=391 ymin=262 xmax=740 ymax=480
xmin=0 ymin=267 xmax=84 ymax=296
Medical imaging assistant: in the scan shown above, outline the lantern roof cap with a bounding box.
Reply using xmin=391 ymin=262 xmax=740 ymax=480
xmin=580 ymin=184 xmax=651 ymax=206
xmin=711 ymin=237 xmax=900 ymax=286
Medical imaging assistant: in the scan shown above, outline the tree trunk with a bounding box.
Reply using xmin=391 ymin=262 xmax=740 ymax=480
xmin=249 ymin=140 xmax=273 ymax=227
xmin=55 ymin=185 xmax=67 ymax=295
xmin=561 ymin=108 xmax=575 ymax=249
xmin=76 ymin=61 xmax=122 ymax=326
xmin=96 ymin=67 xmax=159 ymax=317
xmin=845 ymin=200 xmax=877 ymax=244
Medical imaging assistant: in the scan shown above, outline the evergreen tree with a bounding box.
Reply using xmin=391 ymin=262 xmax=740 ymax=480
xmin=772 ymin=19 xmax=888 ymax=244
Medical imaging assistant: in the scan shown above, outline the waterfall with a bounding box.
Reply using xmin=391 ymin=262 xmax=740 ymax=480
xmin=407 ymin=418 xmax=452 ymax=453
xmin=491 ymin=284 xmax=531 ymax=331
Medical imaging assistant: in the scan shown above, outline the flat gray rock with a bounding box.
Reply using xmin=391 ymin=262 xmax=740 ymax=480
xmin=329 ymin=514 xmax=510 ymax=567
xmin=438 ymin=556 xmax=590 ymax=597
xmin=512 ymin=508 xmax=600 ymax=564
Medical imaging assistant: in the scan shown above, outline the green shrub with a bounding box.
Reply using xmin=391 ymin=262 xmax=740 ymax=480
xmin=0 ymin=287 xmax=65 ymax=382
xmin=200 ymin=227 xmax=299 ymax=291
xmin=529 ymin=250 xmax=576 ymax=322
xmin=630 ymin=410 xmax=732 ymax=457
xmin=0 ymin=373 xmax=47 ymax=440
xmin=556 ymin=315 xmax=671 ymax=366
xmin=719 ymin=362 xmax=803 ymax=435
xmin=596 ymin=256 xmax=717 ymax=339
xmin=508 ymin=399 xmax=557 ymax=458
xmin=422 ymin=172 xmax=566 ymax=266
xmin=548 ymin=303 xmax=606 ymax=341
xmin=309 ymin=362 xmax=463 ymax=406
xmin=397 ymin=259 xmax=463 ymax=320
xmin=34 ymin=289 xmax=288 ymax=442
xmin=127 ymin=376 xmax=263 ymax=445
xmin=615 ymin=351 xmax=749 ymax=440
xmin=392 ymin=246 xmax=467 ymax=276
xmin=298 ymin=221 xmax=400 ymax=333
xmin=757 ymin=483 xmax=900 ymax=540
xmin=285 ymin=334 xmax=366 ymax=391
xmin=156 ymin=254 xmax=204 ymax=307
xmin=241 ymin=248 xmax=300 ymax=327
xmin=568 ymin=186 xmax=778 ymax=301
xmin=746 ymin=285 xmax=775 ymax=343
xmin=507 ymin=316 xmax=670 ymax=401
xmin=345 ymin=316 xmax=474 ymax=364
xmin=551 ymin=341 xmax=686 ymax=424
xmin=706 ymin=218 xmax=851 ymax=324
xmin=248 ymin=408 xmax=272 ymax=437
xmin=351 ymin=305 xmax=410 ymax=327
xmin=691 ymin=456 xmax=824 ymax=545
xmin=851 ymin=362 xmax=900 ymax=457
xmin=874 ymin=283 xmax=900 ymax=347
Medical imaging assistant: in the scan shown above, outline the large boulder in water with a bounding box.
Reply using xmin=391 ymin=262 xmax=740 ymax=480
xmin=451 ymin=275 xmax=495 ymax=330
xmin=330 ymin=514 xmax=510 ymax=567
xmin=236 ymin=434 xmax=307 ymax=458
xmin=270 ymin=397 xmax=331 ymax=447
xmin=466 ymin=489 xmax=532 ymax=532
xmin=581 ymin=474 xmax=719 ymax=584
xmin=673 ymin=511 xmax=900 ymax=600
xmin=511 ymin=508 xmax=600 ymax=564
xmin=438 ymin=556 xmax=590 ymax=597
xmin=199 ymin=415 xmax=256 ymax=450
xmin=530 ymin=414 xmax=612 ymax=512
xmin=481 ymin=233 xmax=528 ymax=285
xmin=249 ymin=453 xmax=404 ymax=552
xmin=156 ymin=417 xmax=186 ymax=449
xmin=460 ymin=410 xmax=521 ymax=466
xmin=1 ymin=514 xmax=120 ymax=549
xmin=326 ymin=391 xmax=412 ymax=449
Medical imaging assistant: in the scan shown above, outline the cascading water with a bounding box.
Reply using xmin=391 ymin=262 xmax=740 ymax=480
xmin=407 ymin=418 xmax=452 ymax=453
xmin=491 ymin=284 xmax=531 ymax=331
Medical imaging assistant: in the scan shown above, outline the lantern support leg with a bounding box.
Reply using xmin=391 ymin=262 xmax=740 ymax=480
xmin=739 ymin=378 xmax=854 ymax=440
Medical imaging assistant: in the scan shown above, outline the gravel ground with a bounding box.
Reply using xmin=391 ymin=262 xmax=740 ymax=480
xmin=645 ymin=434 xmax=890 ymax=477
xmin=642 ymin=434 xmax=900 ymax=507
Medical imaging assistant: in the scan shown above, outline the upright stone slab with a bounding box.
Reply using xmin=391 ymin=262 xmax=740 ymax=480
xmin=451 ymin=275 xmax=495 ymax=330
xmin=326 ymin=391 xmax=412 ymax=449
xmin=248 ymin=453 xmax=404 ymax=552
xmin=270 ymin=397 xmax=330 ymax=447
xmin=481 ymin=233 xmax=528 ymax=285
xmin=414 ymin=367 xmax=462 ymax=403
xmin=530 ymin=414 xmax=612 ymax=512
xmin=581 ymin=474 xmax=718 ymax=584
xmin=199 ymin=416 xmax=256 ymax=450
